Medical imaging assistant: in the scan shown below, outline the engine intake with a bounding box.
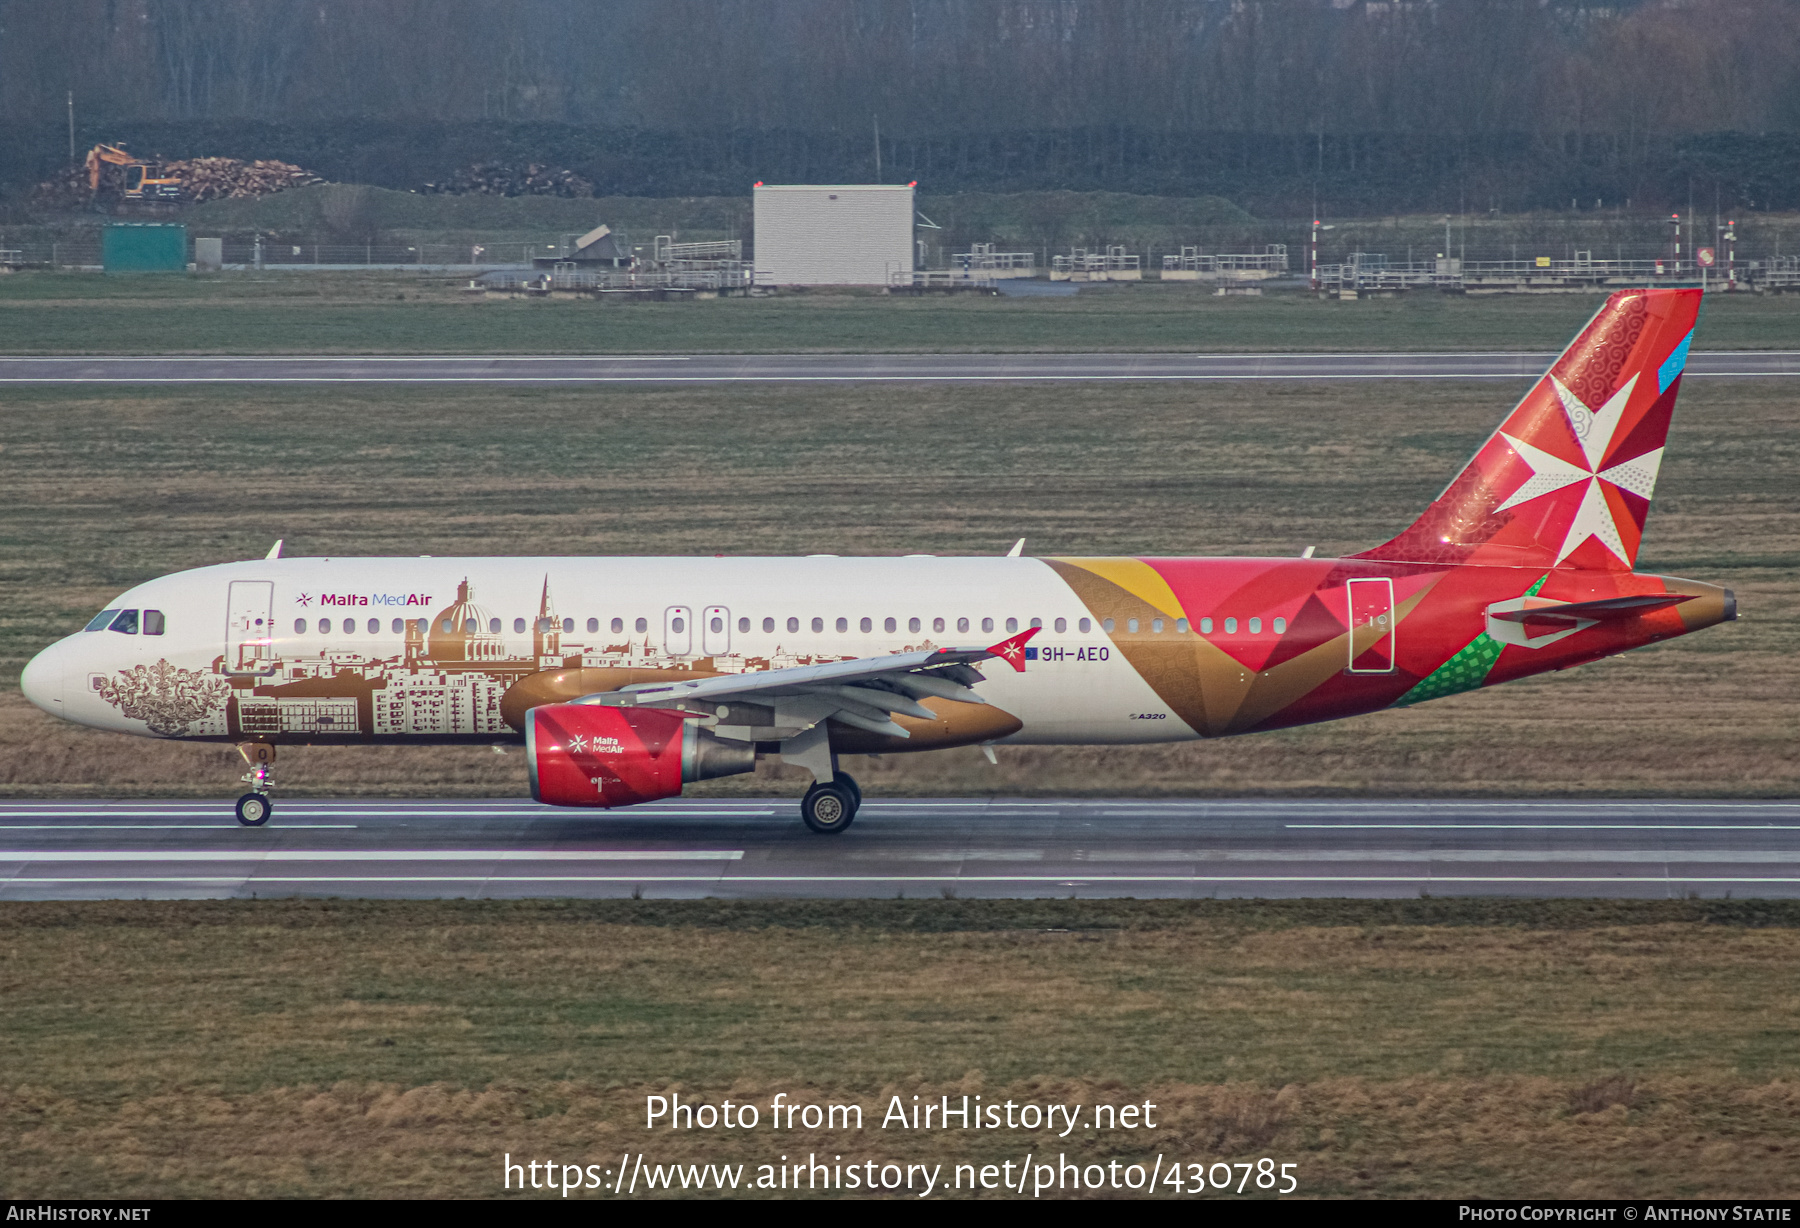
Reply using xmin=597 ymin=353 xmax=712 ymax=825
xmin=527 ymin=704 xmax=755 ymax=808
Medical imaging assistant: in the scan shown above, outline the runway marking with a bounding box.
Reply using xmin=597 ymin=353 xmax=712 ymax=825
xmin=1285 ymin=824 xmax=1800 ymax=830
xmin=0 ymin=824 xmax=359 ymax=830
xmin=10 ymin=874 xmax=1800 ymax=886
xmin=0 ymin=850 xmax=745 ymax=862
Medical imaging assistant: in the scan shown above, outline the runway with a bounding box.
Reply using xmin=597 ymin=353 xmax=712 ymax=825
xmin=4 ymin=797 xmax=1798 ymax=901
xmin=2 ymin=350 xmax=1797 ymax=384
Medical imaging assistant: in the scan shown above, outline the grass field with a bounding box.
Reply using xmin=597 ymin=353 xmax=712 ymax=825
xmin=3 ymin=898 xmax=1798 ymax=1198
xmin=0 ymin=376 xmax=1792 ymax=799
xmin=3 ymin=271 xmax=1800 ymax=353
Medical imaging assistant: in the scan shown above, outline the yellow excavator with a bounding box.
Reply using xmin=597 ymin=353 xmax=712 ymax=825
xmin=85 ymin=144 xmax=182 ymax=203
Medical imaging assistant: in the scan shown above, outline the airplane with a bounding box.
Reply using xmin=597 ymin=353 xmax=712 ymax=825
xmin=19 ymin=287 xmax=1732 ymax=833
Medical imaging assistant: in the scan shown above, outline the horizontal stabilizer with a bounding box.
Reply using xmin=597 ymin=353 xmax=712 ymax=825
xmin=1487 ymin=593 xmax=1693 ymax=625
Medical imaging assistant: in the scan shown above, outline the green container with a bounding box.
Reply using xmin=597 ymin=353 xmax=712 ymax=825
xmin=103 ymin=224 xmax=188 ymax=272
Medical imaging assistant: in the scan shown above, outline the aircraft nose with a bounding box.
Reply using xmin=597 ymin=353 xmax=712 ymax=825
xmin=20 ymin=642 xmax=65 ymax=717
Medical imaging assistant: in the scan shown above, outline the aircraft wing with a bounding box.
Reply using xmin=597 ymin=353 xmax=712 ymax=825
xmin=569 ymin=627 xmax=1040 ymax=740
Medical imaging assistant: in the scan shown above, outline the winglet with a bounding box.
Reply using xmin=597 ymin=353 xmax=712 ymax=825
xmin=265 ymin=539 xmax=283 ymax=560
xmin=1006 ymin=538 xmax=1025 ymax=557
xmin=984 ymin=625 xmax=1041 ymax=672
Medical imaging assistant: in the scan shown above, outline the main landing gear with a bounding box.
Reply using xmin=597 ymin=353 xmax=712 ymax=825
xmin=801 ymin=771 xmax=860 ymax=835
xmin=235 ymin=742 xmax=276 ymax=827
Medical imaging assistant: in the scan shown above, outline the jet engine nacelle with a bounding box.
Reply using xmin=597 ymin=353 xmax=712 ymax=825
xmin=527 ymin=703 xmax=755 ymax=807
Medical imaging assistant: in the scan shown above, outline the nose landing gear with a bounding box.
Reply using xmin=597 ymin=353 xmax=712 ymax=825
xmin=235 ymin=742 xmax=275 ymax=827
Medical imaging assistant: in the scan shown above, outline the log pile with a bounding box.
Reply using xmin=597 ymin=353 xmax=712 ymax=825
xmin=28 ymin=156 xmax=321 ymax=209
xmin=169 ymin=157 xmax=322 ymax=202
xmin=420 ymin=162 xmax=595 ymax=197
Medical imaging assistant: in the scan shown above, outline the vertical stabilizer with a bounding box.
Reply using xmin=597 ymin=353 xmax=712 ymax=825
xmin=1352 ymin=288 xmax=1701 ymax=571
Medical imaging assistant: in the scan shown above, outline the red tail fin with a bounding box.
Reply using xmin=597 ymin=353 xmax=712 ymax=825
xmin=1353 ymin=288 xmax=1701 ymax=571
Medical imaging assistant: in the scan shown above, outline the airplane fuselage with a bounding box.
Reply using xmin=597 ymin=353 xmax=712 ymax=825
xmin=21 ymin=553 xmax=1732 ymax=749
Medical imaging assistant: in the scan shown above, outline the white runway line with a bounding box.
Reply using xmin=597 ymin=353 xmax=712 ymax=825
xmin=1285 ymin=823 xmax=1800 ymax=830
xmin=1 ymin=850 xmax=744 ymax=862
xmin=12 ymin=874 xmax=1800 ymax=886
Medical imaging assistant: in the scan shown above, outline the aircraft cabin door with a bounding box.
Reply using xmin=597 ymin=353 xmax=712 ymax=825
xmin=664 ymin=606 xmax=693 ymax=657
xmin=225 ymin=580 xmax=277 ymax=675
xmin=702 ymin=606 xmax=730 ymax=657
xmin=1346 ymin=578 xmax=1395 ymax=673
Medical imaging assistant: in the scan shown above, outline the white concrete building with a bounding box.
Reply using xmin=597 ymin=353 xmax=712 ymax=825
xmin=753 ymin=184 xmax=914 ymax=286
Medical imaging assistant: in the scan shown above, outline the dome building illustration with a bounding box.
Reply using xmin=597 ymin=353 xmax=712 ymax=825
xmin=427 ymin=579 xmax=506 ymax=662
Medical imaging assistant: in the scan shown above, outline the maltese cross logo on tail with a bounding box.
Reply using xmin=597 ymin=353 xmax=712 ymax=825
xmin=1496 ymin=373 xmax=1664 ymax=566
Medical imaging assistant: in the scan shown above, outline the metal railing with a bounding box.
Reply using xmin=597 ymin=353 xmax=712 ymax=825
xmin=955 ymin=244 xmax=1036 ymax=274
xmin=1162 ymin=244 xmax=1288 ymax=274
xmin=653 ymin=236 xmax=742 ymax=263
xmin=888 ymin=269 xmax=996 ymax=291
xmin=1052 ymin=246 xmax=1141 ymax=279
xmin=481 ymin=267 xmax=752 ymax=292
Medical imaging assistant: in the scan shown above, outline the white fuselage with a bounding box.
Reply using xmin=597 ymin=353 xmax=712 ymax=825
xmin=22 ymin=556 xmax=1190 ymax=745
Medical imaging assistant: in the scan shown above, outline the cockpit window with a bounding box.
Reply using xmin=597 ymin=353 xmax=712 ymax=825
xmin=108 ymin=609 xmax=139 ymax=635
xmin=85 ymin=609 xmax=121 ymax=632
xmin=143 ymin=610 xmax=165 ymax=636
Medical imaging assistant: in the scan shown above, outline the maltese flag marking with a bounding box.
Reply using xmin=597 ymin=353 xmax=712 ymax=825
xmin=985 ymin=626 xmax=1042 ymax=673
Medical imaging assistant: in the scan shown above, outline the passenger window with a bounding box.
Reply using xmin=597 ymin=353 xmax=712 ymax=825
xmin=859 ymin=617 xmax=872 ymax=632
xmin=371 ymin=619 xmax=382 ymax=634
xmin=812 ymin=617 xmax=824 ymax=633
xmin=108 ymin=609 xmax=139 ymax=635
xmin=514 ymin=618 xmax=526 ymax=633
xmin=884 ymin=617 xmax=896 ymax=633
xmin=671 ymin=617 xmax=685 ymax=634
xmin=294 ymin=618 xmax=307 ymax=634
xmin=345 ymin=619 xmax=357 ymax=636
xmin=612 ymin=617 xmax=625 ymax=634
xmin=441 ymin=619 xmax=454 ymax=633
xmin=1200 ymin=617 xmax=1213 ymax=633
xmin=764 ymin=617 xmax=776 ymax=633
xmin=738 ymin=617 xmax=750 ymax=633
xmin=1030 ymin=617 xmax=1042 ymax=629
xmin=957 ymin=617 xmax=969 ymax=633
xmin=908 ymin=617 xmax=921 ymax=633
xmin=1175 ymin=618 xmax=1188 ymax=633
xmin=1005 ymin=617 xmax=1018 ymax=632
xmin=143 ymin=610 xmax=165 ymax=636
xmin=1054 ymin=617 xmax=1066 ymax=632
xmin=635 ymin=617 xmax=648 ymax=633
xmin=320 ymin=618 xmax=332 ymax=634
xmin=562 ymin=618 xmax=573 ymax=633
xmin=1152 ymin=618 xmax=1164 ymax=633
xmin=1249 ymin=617 xmax=1262 ymax=634
xmin=1078 ymin=617 xmax=1091 ymax=633
xmin=1224 ymin=617 xmax=1237 ymax=633
xmin=463 ymin=619 xmax=476 ymax=634
xmin=588 ymin=618 xmax=599 ymax=633
xmin=1102 ymin=618 xmax=1115 ymax=632
xmin=836 ymin=617 xmax=849 ymax=633
xmin=788 ymin=617 xmax=800 ymax=633
xmin=1127 ymin=618 xmax=1139 ymax=633
xmin=981 ymin=617 xmax=994 ymax=633
xmin=934 ymin=617 xmax=946 ymax=633
xmin=85 ymin=609 xmax=121 ymax=632
xmin=1274 ymin=617 xmax=1288 ymax=634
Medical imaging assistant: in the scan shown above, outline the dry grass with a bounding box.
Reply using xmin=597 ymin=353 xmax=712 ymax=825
xmin=2 ymin=273 xmax=1799 ymax=354
xmin=2 ymin=899 xmax=1798 ymax=1197
xmin=0 ymin=377 xmax=1792 ymax=798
